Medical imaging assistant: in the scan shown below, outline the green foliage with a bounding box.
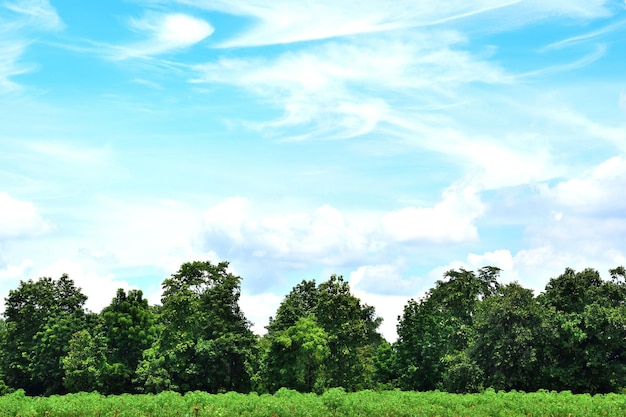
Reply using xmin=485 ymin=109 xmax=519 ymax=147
xmin=1 ymin=390 xmax=626 ymax=417
xmin=101 ymin=289 xmax=157 ymax=394
xmin=142 ymin=260 xmax=255 ymax=394
xmin=3 ymin=262 xmax=626 ymax=397
xmin=263 ymin=315 xmax=330 ymax=393
xmin=261 ymin=275 xmax=383 ymax=393
xmin=62 ymin=329 xmax=107 ymax=393
xmin=1 ymin=274 xmax=87 ymax=395
xmin=470 ymin=282 xmax=543 ymax=392
xmin=395 ymin=267 xmax=499 ymax=391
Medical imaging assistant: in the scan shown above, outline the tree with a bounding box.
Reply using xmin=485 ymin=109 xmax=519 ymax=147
xmin=136 ymin=261 xmax=255 ymax=393
xmin=539 ymin=267 xmax=626 ymax=393
xmin=100 ymin=289 xmax=157 ymax=394
xmin=316 ymin=275 xmax=383 ymax=391
xmin=31 ymin=311 xmax=91 ymax=395
xmin=267 ymin=280 xmax=319 ymax=333
xmin=395 ymin=267 xmax=500 ymax=391
xmin=469 ymin=282 xmax=543 ymax=392
xmin=62 ymin=329 xmax=108 ymax=393
xmin=1 ymin=274 xmax=87 ymax=395
xmin=263 ymin=315 xmax=329 ymax=393
xmin=261 ymin=275 xmax=383 ymax=392
xmin=541 ymin=267 xmax=603 ymax=314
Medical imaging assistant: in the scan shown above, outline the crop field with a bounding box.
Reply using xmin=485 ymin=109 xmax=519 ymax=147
xmin=1 ymin=388 xmax=626 ymax=417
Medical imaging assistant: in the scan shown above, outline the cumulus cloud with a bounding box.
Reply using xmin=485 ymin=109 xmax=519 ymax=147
xmin=0 ymin=192 xmax=50 ymax=239
xmin=349 ymin=263 xmax=425 ymax=296
xmin=540 ymin=155 xmax=626 ymax=215
xmin=240 ymin=292 xmax=284 ymax=335
xmin=0 ymin=259 xmax=34 ymax=281
xmin=199 ymin=197 xmax=371 ymax=267
xmin=380 ymin=184 xmax=485 ymax=243
xmin=197 ymin=183 xmax=485 ymax=292
xmin=114 ymin=13 xmax=213 ymax=59
xmin=38 ymin=259 xmax=135 ymax=313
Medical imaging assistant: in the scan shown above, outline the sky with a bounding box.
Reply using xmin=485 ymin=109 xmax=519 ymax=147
xmin=1 ymin=0 xmax=626 ymax=340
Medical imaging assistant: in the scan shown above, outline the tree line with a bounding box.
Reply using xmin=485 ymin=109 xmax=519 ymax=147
xmin=0 ymin=260 xmax=625 ymax=396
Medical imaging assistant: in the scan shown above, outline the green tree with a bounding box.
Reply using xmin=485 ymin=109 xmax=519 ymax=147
xmin=262 ymin=275 xmax=383 ymax=392
xmin=542 ymin=267 xmax=603 ymax=314
xmin=395 ymin=267 xmax=500 ymax=391
xmin=1 ymin=274 xmax=87 ymax=395
xmin=469 ymin=282 xmax=543 ymax=392
xmin=316 ymin=275 xmax=383 ymax=391
xmin=539 ymin=267 xmax=626 ymax=393
xmin=31 ymin=311 xmax=91 ymax=395
xmin=372 ymin=340 xmax=399 ymax=389
xmin=101 ymin=289 xmax=157 ymax=394
xmin=267 ymin=280 xmax=319 ymax=333
xmin=62 ymin=329 xmax=108 ymax=393
xmin=263 ymin=315 xmax=329 ymax=393
xmin=136 ymin=261 xmax=255 ymax=393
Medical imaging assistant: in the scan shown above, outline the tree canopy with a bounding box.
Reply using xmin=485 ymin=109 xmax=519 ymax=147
xmin=1 ymin=262 xmax=626 ymax=395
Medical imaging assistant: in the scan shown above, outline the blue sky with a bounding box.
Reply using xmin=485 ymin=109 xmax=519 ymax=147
xmin=1 ymin=0 xmax=626 ymax=340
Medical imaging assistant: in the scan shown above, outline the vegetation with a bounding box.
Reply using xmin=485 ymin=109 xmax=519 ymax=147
xmin=1 ymin=260 xmax=626 ymax=398
xmin=2 ymin=388 xmax=626 ymax=416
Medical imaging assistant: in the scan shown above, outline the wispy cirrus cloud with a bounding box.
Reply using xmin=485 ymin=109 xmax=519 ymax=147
xmin=170 ymin=0 xmax=616 ymax=47
xmin=2 ymin=0 xmax=62 ymax=31
xmin=191 ymin=33 xmax=511 ymax=140
xmin=0 ymin=0 xmax=62 ymax=92
xmin=172 ymin=0 xmax=522 ymax=46
xmin=541 ymin=18 xmax=626 ymax=51
xmin=111 ymin=13 xmax=213 ymax=60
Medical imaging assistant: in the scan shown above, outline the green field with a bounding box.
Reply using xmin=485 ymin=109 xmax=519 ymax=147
xmin=2 ymin=388 xmax=626 ymax=417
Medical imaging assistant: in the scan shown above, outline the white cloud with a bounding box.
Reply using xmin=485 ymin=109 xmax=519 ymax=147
xmin=0 ymin=192 xmax=50 ymax=239
xmin=0 ymin=259 xmax=34 ymax=312
xmin=349 ymin=262 xmax=425 ymax=296
xmin=192 ymin=34 xmax=510 ymax=140
xmin=25 ymin=141 xmax=111 ymax=164
xmin=38 ymin=258 xmax=135 ymax=313
xmin=240 ymin=292 xmax=284 ymax=335
xmin=88 ymin=197 xmax=204 ymax=268
xmin=380 ymin=184 xmax=485 ymax=243
xmin=0 ymin=259 xmax=34 ymax=281
xmin=467 ymin=249 xmax=514 ymax=270
xmin=176 ymin=0 xmax=614 ymax=47
xmin=541 ymin=155 xmax=626 ymax=214
xmin=114 ymin=13 xmax=213 ymax=59
xmin=198 ymin=184 xmax=486 ymax=293
xmin=353 ymin=291 xmax=415 ymax=342
xmin=0 ymin=0 xmax=62 ymax=92
xmin=3 ymin=0 xmax=62 ymax=31
xmin=200 ymin=197 xmax=371 ymax=267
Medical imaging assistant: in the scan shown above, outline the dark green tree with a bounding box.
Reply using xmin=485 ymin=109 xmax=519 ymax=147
xmin=263 ymin=315 xmax=329 ymax=393
xmin=262 ymin=275 xmax=383 ymax=392
xmin=1 ymin=274 xmax=87 ymax=395
xmin=469 ymin=282 xmax=543 ymax=392
xmin=395 ymin=267 xmax=500 ymax=391
xmin=541 ymin=267 xmax=603 ymax=314
xmin=267 ymin=280 xmax=319 ymax=333
xmin=539 ymin=267 xmax=626 ymax=393
xmin=316 ymin=275 xmax=383 ymax=391
xmin=100 ymin=288 xmax=157 ymax=394
xmin=135 ymin=261 xmax=255 ymax=393
xmin=61 ymin=329 xmax=108 ymax=393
